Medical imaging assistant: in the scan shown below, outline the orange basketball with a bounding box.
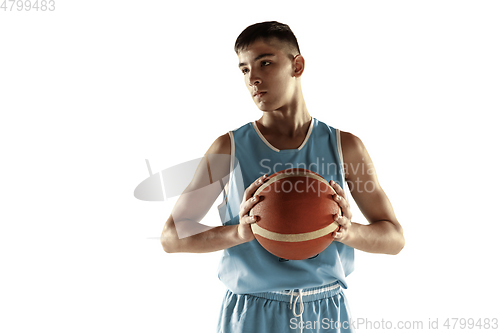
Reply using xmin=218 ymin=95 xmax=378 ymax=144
xmin=249 ymin=168 xmax=340 ymax=260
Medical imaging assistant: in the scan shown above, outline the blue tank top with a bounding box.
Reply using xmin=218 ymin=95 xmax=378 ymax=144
xmin=217 ymin=118 xmax=354 ymax=294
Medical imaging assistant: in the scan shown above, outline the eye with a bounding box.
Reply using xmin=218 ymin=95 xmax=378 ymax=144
xmin=261 ymin=61 xmax=271 ymax=67
xmin=241 ymin=68 xmax=249 ymax=75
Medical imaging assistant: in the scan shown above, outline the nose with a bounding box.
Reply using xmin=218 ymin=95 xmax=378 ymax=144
xmin=248 ymin=69 xmax=261 ymax=87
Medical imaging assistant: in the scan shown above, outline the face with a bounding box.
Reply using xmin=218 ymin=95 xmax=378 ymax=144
xmin=237 ymin=39 xmax=303 ymax=112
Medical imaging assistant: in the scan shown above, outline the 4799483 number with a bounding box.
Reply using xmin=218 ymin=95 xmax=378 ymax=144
xmin=443 ymin=318 xmax=498 ymax=330
xmin=1 ymin=0 xmax=55 ymax=11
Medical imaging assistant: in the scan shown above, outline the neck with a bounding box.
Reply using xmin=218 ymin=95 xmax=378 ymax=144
xmin=257 ymin=88 xmax=311 ymax=138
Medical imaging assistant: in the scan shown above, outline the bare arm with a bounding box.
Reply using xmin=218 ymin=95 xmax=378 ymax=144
xmin=332 ymin=132 xmax=405 ymax=255
xmin=160 ymin=133 xmax=267 ymax=253
xmin=161 ymin=216 xmax=243 ymax=253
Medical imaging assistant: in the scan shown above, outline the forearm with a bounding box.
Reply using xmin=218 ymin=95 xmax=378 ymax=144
xmin=161 ymin=216 xmax=245 ymax=253
xmin=342 ymin=221 xmax=405 ymax=255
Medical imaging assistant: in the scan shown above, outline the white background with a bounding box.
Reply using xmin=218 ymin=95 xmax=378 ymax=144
xmin=1 ymin=1 xmax=499 ymax=332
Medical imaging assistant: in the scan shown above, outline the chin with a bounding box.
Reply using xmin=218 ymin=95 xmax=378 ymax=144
xmin=255 ymin=102 xmax=279 ymax=112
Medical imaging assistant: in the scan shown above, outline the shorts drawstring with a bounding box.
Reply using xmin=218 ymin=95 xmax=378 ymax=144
xmin=286 ymin=289 xmax=304 ymax=333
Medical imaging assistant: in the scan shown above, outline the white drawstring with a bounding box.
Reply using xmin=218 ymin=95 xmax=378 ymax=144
xmin=274 ymin=283 xmax=339 ymax=333
xmin=287 ymin=289 xmax=304 ymax=333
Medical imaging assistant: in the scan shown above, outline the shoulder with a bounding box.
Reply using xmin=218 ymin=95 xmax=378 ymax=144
xmin=340 ymin=131 xmax=365 ymax=155
xmin=339 ymin=131 xmax=375 ymax=180
xmin=312 ymin=119 xmax=364 ymax=153
xmin=206 ymin=122 xmax=254 ymax=155
xmin=339 ymin=131 xmax=369 ymax=169
xmin=206 ymin=133 xmax=231 ymax=155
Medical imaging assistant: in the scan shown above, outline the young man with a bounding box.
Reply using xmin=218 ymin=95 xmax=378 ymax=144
xmin=161 ymin=21 xmax=404 ymax=332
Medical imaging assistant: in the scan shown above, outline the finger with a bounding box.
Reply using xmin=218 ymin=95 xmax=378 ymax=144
xmin=242 ymin=194 xmax=260 ymax=216
xmin=330 ymin=181 xmax=345 ymax=209
xmin=333 ymin=226 xmax=343 ymax=239
xmin=334 ymin=230 xmax=343 ymax=239
xmin=333 ymin=212 xmax=342 ymax=223
xmin=240 ymin=191 xmax=264 ymax=220
xmin=333 ymin=191 xmax=352 ymax=220
xmin=330 ymin=180 xmax=345 ymax=196
xmin=329 ymin=180 xmax=337 ymax=195
xmin=240 ymin=214 xmax=259 ymax=225
xmin=240 ymin=175 xmax=267 ymax=211
xmin=335 ymin=215 xmax=345 ymax=227
xmin=244 ymin=174 xmax=268 ymax=200
xmin=333 ymin=193 xmax=346 ymax=210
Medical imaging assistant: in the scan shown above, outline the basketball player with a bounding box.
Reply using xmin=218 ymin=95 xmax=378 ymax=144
xmin=161 ymin=21 xmax=404 ymax=333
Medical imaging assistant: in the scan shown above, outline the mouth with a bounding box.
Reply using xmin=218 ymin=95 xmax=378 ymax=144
xmin=253 ymin=91 xmax=266 ymax=98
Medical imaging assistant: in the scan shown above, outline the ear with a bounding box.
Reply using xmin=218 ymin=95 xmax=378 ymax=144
xmin=292 ymin=55 xmax=305 ymax=77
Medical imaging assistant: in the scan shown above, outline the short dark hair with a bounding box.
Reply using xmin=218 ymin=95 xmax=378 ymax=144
xmin=234 ymin=21 xmax=301 ymax=55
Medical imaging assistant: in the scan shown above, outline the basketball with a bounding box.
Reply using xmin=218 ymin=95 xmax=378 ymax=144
xmin=249 ymin=168 xmax=340 ymax=260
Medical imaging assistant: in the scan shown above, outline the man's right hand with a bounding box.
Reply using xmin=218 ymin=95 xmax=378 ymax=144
xmin=237 ymin=174 xmax=268 ymax=242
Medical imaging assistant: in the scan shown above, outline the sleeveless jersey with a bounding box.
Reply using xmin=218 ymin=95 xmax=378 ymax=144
xmin=217 ymin=118 xmax=354 ymax=294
